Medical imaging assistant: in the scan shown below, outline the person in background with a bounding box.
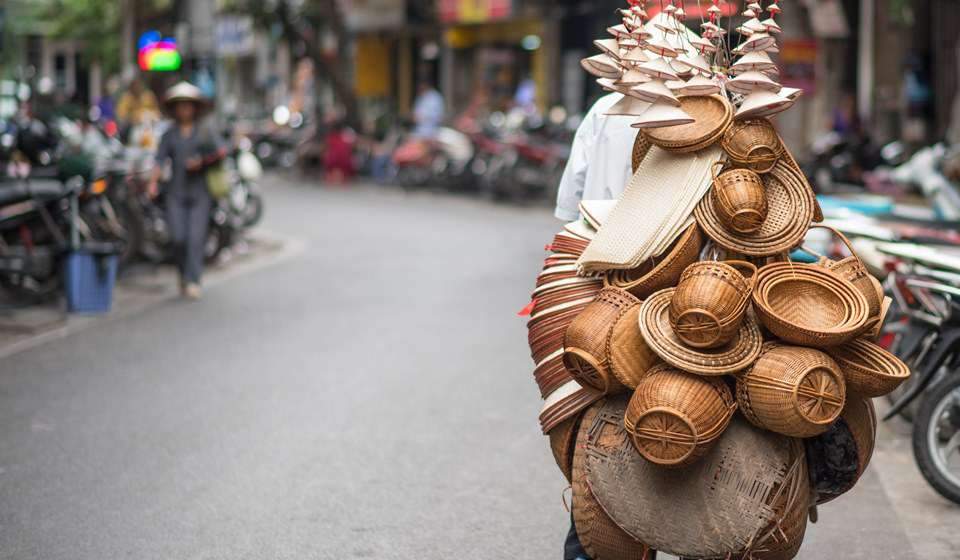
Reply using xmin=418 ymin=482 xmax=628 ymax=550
xmin=147 ymin=82 xmax=226 ymax=300
xmin=322 ymin=115 xmax=357 ymax=185
xmin=553 ymin=91 xmax=642 ymax=560
xmin=412 ymin=80 xmax=445 ymax=139
xmin=116 ymin=78 xmax=160 ymax=128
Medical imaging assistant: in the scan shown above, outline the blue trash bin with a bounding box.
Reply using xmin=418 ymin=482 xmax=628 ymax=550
xmin=64 ymin=246 xmax=118 ymax=314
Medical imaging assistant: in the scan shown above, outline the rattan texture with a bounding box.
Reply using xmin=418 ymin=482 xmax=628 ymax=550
xmin=624 ymin=364 xmax=736 ymax=467
xmin=694 ymin=158 xmax=814 ymax=257
xmin=548 ymin=414 xmax=581 ymax=483
xmin=809 ymin=396 xmax=877 ymax=506
xmin=712 ymin=167 xmax=768 ymax=234
xmin=669 ymin=260 xmax=757 ymax=349
xmin=737 ymin=343 xmax=847 ymax=438
xmin=720 ymin=118 xmax=784 ymax=174
xmin=539 ymin=379 xmax=604 ymax=434
xmin=582 ymin=396 xmax=809 ymax=559
xmin=632 ymin=132 xmax=653 ymax=174
xmin=752 ymin=262 xmax=870 ymax=348
xmin=827 ymin=338 xmax=911 ymax=398
xmin=809 ymin=225 xmax=887 ymax=333
xmin=639 ymin=288 xmax=763 ymax=376
xmin=608 ymin=304 xmax=660 ymax=390
xmin=572 ymin=402 xmax=655 ymax=560
xmin=564 ymin=287 xmax=641 ymax=395
xmin=604 ymin=224 xmax=704 ymax=300
xmin=642 ymin=95 xmax=734 ymax=153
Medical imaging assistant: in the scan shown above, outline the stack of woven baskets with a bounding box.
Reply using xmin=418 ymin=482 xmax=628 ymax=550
xmin=525 ymin=3 xmax=911 ymax=559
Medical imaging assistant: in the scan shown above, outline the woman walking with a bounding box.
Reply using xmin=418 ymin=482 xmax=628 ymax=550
xmin=148 ymin=82 xmax=226 ymax=300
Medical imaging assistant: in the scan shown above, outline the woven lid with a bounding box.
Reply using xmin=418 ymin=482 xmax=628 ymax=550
xmin=642 ymin=94 xmax=732 ymax=151
xmin=694 ymin=158 xmax=814 ymax=256
xmin=638 ymin=288 xmax=762 ymax=375
xmin=581 ymin=396 xmax=809 ymax=559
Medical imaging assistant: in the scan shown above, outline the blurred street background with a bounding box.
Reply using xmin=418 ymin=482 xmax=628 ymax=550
xmin=0 ymin=1 xmax=959 ymax=559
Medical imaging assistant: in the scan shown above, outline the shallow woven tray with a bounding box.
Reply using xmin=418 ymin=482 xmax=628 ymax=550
xmin=642 ymin=95 xmax=733 ymax=153
xmin=638 ymin=288 xmax=763 ymax=375
xmin=582 ymin=396 xmax=809 ymax=559
xmin=827 ymin=338 xmax=911 ymax=397
xmin=695 ymin=158 xmax=814 ymax=257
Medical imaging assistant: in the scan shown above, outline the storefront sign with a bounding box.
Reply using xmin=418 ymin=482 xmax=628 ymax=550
xmin=438 ymin=0 xmax=512 ymax=24
xmin=780 ymin=39 xmax=818 ymax=94
xmin=342 ymin=0 xmax=406 ymax=30
xmin=215 ymin=16 xmax=256 ymax=56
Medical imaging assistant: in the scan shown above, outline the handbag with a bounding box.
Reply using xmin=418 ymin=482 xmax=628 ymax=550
xmin=205 ymin=162 xmax=229 ymax=199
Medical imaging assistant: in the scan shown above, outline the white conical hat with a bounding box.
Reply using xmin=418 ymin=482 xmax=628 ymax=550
xmin=608 ymin=24 xmax=631 ymax=37
xmin=631 ymin=102 xmax=695 ymax=129
xmin=742 ymin=8 xmax=757 ymax=17
xmin=762 ymin=18 xmax=782 ymax=34
xmin=779 ymin=87 xmax=803 ymax=100
xmin=690 ymin=37 xmax=717 ymax=53
xmin=727 ymin=70 xmax=782 ymax=94
xmin=639 ymin=57 xmax=680 ymax=81
xmin=596 ymin=78 xmax=619 ymax=92
xmin=768 ymin=3 xmax=782 ymax=14
xmin=621 ymin=46 xmax=650 ymax=64
xmin=736 ymin=89 xmax=793 ymax=119
xmin=616 ymin=68 xmax=650 ymax=86
xmin=739 ymin=32 xmax=777 ymax=53
xmin=580 ymin=54 xmax=622 ymax=78
xmin=630 ymin=79 xmax=681 ymax=105
xmin=604 ymin=94 xmax=651 ymax=117
xmin=745 ymin=18 xmax=768 ymax=33
xmin=708 ymin=4 xmax=722 ymax=16
xmin=645 ymin=36 xmax=679 ymax=58
xmin=676 ymin=73 xmax=721 ymax=96
xmin=675 ymin=52 xmax=712 ymax=73
xmin=619 ymin=36 xmax=640 ymax=49
xmin=748 ymin=2 xmax=762 ymax=10
xmin=731 ymin=51 xmax=777 ymax=74
xmin=594 ymin=38 xmax=622 ymax=58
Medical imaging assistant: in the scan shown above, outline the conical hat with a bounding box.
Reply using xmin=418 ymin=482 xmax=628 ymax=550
xmin=742 ymin=8 xmax=757 ymax=17
xmin=739 ymin=32 xmax=777 ymax=53
xmin=779 ymin=87 xmax=803 ymax=100
xmin=762 ymin=18 xmax=782 ymax=34
xmin=675 ymin=74 xmax=721 ymax=96
xmin=645 ymin=36 xmax=678 ymax=58
xmin=621 ymin=46 xmax=650 ymax=64
xmin=744 ymin=18 xmax=768 ymax=33
xmin=617 ymin=68 xmax=651 ymax=86
xmin=748 ymin=2 xmax=762 ymax=10
xmin=581 ymin=54 xmax=622 ymax=78
xmin=736 ymin=89 xmax=794 ymax=119
xmin=639 ymin=57 xmax=680 ymax=80
xmin=768 ymin=3 xmax=782 ymax=13
xmin=605 ymin=95 xmax=651 ymax=117
xmin=594 ymin=38 xmax=622 ymax=58
xmin=690 ymin=37 xmax=717 ymax=53
xmin=631 ymin=102 xmax=695 ymax=129
xmin=608 ymin=23 xmax=631 ymax=37
xmin=631 ymin=79 xmax=681 ymax=105
xmin=675 ymin=52 xmax=712 ymax=73
xmin=619 ymin=37 xmax=640 ymax=49
xmin=597 ymin=78 xmax=635 ymax=96
xmin=731 ymin=51 xmax=777 ymax=74
xmin=727 ymin=71 xmax=782 ymax=94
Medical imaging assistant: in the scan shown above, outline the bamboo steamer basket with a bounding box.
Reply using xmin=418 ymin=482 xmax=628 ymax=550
xmin=624 ymin=365 xmax=736 ymax=467
xmin=737 ymin=343 xmax=847 ymax=438
xmin=563 ymin=287 xmax=641 ymax=395
xmin=827 ymin=338 xmax=911 ymax=397
xmin=582 ymin=396 xmax=810 ymax=559
xmin=605 ymin=224 xmax=704 ymax=299
xmin=807 ymin=396 xmax=877 ymax=506
xmin=669 ymin=260 xmax=757 ymax=349
xmin=720 ymin=118 xmax=784 ymax=174
xmin=752 ymin=262 xmax=870 ymax=348
xmin=572 ymin=402 xmax=656 ymax=560
xmin=711 ymin=166 xmax=769 ymax=234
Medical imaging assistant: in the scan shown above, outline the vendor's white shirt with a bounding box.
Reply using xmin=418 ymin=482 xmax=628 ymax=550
xmin=554 ymin=93 xmax=644 ymax=221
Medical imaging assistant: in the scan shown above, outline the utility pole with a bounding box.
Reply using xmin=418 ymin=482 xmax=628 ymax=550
xmin=121 ymin=0 xmax=137 ymax=81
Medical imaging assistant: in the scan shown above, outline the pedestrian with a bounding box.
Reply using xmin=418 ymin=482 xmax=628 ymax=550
xmin=553 ymin=91 xmax=643 ymax=560
xmin=411 ymin=80 xmax=445 ymax=139
xmin=147 ymin=81 xmax=227 ymax=300
xmin=116 ymin=78 xmax=160 ymax=129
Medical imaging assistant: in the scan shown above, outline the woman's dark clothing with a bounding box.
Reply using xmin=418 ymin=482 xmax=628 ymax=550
xmin=154 ymin=122 xmax=223 ymax=283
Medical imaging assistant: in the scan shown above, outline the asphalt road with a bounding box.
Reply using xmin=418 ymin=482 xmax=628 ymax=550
xmin=0 ymin=177 xmax=956 ymax=560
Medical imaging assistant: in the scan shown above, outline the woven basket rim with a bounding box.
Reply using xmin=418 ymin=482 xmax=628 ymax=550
xmin=605 ymin=224 xmax=702 ymax=292
xmin=829 ymin=338 xmax=911 ymax=380
xmin=628 ymin=406 xmax=699 ymax=465
xmin=639 ymin=288 xmax=763 ymax=375
xmin=642 ymin=94 xmax=734 ymax=150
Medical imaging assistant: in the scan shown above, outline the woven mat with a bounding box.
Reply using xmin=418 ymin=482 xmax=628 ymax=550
xmin=578 ymin=145 xmax=722 ymax=273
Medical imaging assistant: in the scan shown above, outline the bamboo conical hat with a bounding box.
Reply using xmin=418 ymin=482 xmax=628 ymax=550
xmin=631 ymin=102 xmax=695 ymax=129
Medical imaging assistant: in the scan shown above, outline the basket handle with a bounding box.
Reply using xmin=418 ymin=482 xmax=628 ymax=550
xmin=710 ymin=160 xmax=727 ymax=181
xmin=725 ymin=259 xmax=758 ymax=289
xmin=800 ymin=224 xmax=862 ymax=266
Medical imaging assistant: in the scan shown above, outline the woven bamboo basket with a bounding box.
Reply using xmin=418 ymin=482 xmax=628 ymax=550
xmin=539 ymin=379 xmax=603 ymax=434
xmin=642 ymin=94 xmax=734 ymax=153
xmin=737 ymin=343 xmax=847 ymax=438
xmin=582 ymin=397 xmax=810 ymax=559
xmin=607 ymin=304 xmax=660 ymax=390
xmin=605 ymin=224 xmax=704 ymax=299
xmin=563 ymin=287 xmax=640 ymax=395
xmin=632 ymin=132 xmax=653 ymax=174
xmin=807 ymin=396 xmax=877 ymax=506
xmin=547 ymin=413 xmax=581 ymax=483
xmin=624 ymin=364 xmax=736 ymax=467
xmin=711 ymin=167 xmax=768 ymax=234
xmin=572 ymin=402 xmax=656 ymax=560
xmin=827 ymin=338 xmax=911 ymax=397
xmin=720 ymin=118 xmax=784 ymax=174
xmin=669 ymin=260 xmax=757 ymax=349
xmin=752 ymin=262 xmax=870 ymax=348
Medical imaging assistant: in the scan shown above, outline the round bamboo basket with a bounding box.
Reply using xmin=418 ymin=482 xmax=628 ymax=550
xmin=752 ymin=262 xmax=870 ymax=348
xmin=669 ymin=260 xmax=757 ymax=348
xmin=737 ymin=343 xmax=847 ymax=438
xmin=642 ymin=94 xmax=734 ymax=153
xmin=808 ymin=396 xmax=877 ymax=505
xmin=624 ymin=364 xmax=736 ymax=467
xmin=827 ymin=338 xmax=911 ymax=397
xmin=563 ymin=287 xmax=641 ymax=395
xmin=572 ymin=402 xmax=656 ymax=560
xmin=607 ymin=304 xmax=660 ymax=390
xmin=720 ymin=118 xmax=784 ymax=174
xmin=711 ymin=167 xmax=768 ymax=234
xmin=605 ymin=224 xmax=704 ymax=299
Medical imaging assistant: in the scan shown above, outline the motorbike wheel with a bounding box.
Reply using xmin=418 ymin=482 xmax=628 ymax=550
xmin=241 ymin=193 xmax=264 ymax=228
xmin=913 ymin=375 xmax=960 ymax=504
